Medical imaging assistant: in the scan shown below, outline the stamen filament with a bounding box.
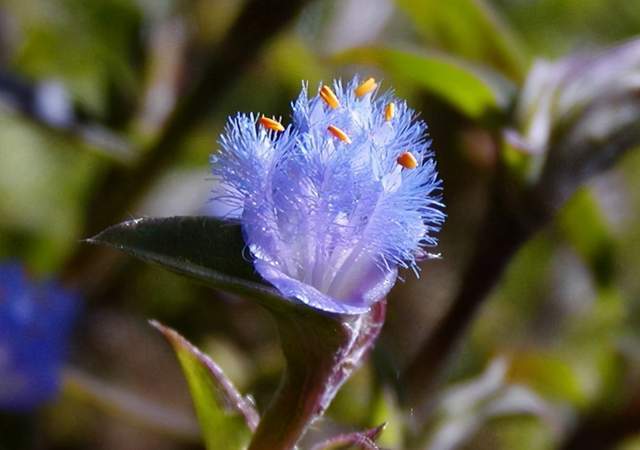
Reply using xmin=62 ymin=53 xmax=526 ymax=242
xmin=319 ymin=85 xmax=340 ymax=109
xmin=397 ymin=151 xmax=418 ymax=169
xmin=259 ymin=116 xmax=285 ymax=132
xmin=328 ymin=125 xmax=351 ymax=144
xmin=355 ymin=77 xmax=378 ymax=97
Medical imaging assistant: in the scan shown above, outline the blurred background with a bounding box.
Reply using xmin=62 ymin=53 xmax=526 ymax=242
xmin=0 ymin=0 xmax=640 ymax=449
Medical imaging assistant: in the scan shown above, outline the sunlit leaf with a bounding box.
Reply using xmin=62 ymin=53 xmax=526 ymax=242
xmin=151 ymin=320 xmax=259 ymax=450
xmin=509 ymin=352 xmax=587 ymax=407
xmin=558 ymin=189 xmax=616 ymax=288
xmin=397 ymin=0 xmax=528 ymax=81
xmin=0 ymin=115 xmax=97 ymax=272
xmin=336 ymin=47 xmax=512 ymax=118
xmin=495 ymin=0 xmax=640 ymax=57
xmin=10 ymin=0 xmax=141 ymax=114
xmin=370 ymin=388 xmax=403 ymax=448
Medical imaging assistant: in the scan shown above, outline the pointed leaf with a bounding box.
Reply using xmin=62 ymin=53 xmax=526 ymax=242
xmin=88 ymin=216 xmax=288 ymax=310
xmin=336 ymin=47 xmax=512 ymax=118
xmin=151 ymin=320 xmax=259 ymax=450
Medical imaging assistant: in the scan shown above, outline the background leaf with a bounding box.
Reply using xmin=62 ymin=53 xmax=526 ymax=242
xmin=336 ymin=47 xmax=512 ymax=119
xmin=151 ymin=320 xmax=259 ymax=450
xmin=3 ymin=1 xmax=640 ymax=448
xmin=396 ymin=0 xmax=528 ymax=81
xmin=558 ymin=189 xmax=616 ymax=289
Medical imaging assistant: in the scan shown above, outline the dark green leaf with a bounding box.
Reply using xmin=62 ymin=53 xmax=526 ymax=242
xmin=88 ymin=216 xmax=287 ymax=310
xmin=151 ymin=320 xmax=259 ymax=450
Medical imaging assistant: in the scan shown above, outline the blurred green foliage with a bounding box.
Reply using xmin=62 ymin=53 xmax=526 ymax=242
xmin=0 ymin=0 xmax=639 ymax=449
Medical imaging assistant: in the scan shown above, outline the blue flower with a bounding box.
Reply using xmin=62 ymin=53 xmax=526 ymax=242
xmin=0 ymin=263 xmax=78 ymax=411
xmin=210 ymin=76 xmax=444 ymax=314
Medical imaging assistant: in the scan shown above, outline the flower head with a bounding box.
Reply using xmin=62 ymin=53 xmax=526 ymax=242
xmin=0 ymin=263 xmax=78 ymax=411
xmin=210 ymin=76 xmax=444 ymax=314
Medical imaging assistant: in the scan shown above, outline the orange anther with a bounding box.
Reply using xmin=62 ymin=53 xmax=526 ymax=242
xmin=259 ymin=116 xmax=285 ymax=132
xmin=385 ymin=102 xmax=395 ymax=121
xmin=397 ymin=151 xmax=418 ymax=169
xmin=320 ymin=85 xmax=340 ymax=109
xmin=327 ymin=125 xmax=351 ymax=144
xmin=355 ymin=77 xmax=378 ymax=97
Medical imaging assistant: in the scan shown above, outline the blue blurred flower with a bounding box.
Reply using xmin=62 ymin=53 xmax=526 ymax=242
xmin=0 ymin=263 xmax=78 ymax=411
xmin=210 ymin=76 xmax=444 ymax=314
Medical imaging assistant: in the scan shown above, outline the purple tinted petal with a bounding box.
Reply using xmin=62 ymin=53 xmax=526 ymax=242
xmin=211 ymin=76 xmax=444 ymax=314
xmin=254 ymin=259 xmax=395 ymax=314
xmin=327 ymin=253 xmax=398 ymax=307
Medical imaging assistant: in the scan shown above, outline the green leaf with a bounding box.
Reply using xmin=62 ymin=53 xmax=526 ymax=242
xmin=151 ymin=320 xmax=259 ymax=450
xmin=510 ymin=351 xmax=587 ymax=407
xmin=370 ymin=389 xmax=403 ymax=449
xmin=88 ymin=216 xmax=289 ymax=311
xmin=11 ymin=0 xmax=141 ymax=114
xmin=396 ymin=0 xmax=528 ymax=81
xmin=558 ymin=189 xmax=616 ymax=289
xmin=336 ymin=47 xmax=511 ymax=119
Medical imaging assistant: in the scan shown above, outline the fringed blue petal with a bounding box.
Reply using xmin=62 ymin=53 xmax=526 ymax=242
xmin=210 ymin=76 xmax=445 ymax=313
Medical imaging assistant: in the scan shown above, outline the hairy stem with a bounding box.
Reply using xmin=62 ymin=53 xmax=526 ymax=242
xmin=249 ymin=302 xmax=386 ymax=450
xmin=248 ymin=330 xmax=338 ymax=450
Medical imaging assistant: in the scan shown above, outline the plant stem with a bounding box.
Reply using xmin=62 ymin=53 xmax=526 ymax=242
xmin=248 ymin=344 xmax=337 ymax=450
xmin=249 ymin=302 xmax=386 ymax=450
